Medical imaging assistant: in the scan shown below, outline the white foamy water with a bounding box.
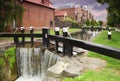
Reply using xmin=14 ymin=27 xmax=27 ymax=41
xmin=16 ymin=76 xmax=43 ymax=81
xmin=16 ymin=48 xmax=59 ymax=81
xmin=16 ymin=48 xmax=43 ymax=81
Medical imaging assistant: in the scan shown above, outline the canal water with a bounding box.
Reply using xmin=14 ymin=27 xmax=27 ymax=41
xmin=16 ymin=48 xmax=59 ymax=81
xmin=71 ymin=30 xmax=99 ymax=41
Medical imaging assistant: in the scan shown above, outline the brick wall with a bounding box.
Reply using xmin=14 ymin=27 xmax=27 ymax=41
xmin=22 ymin=2 xmax=55 ymax=30
xmin=60 ymin=8 xmax=75 ymax=19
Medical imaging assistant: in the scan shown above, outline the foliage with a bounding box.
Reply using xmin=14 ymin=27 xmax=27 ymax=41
xmin=85 ymin=19 xmax=103 ymax=26
xmin=4 ymin=47 xmax=16 ymax=68
xmin=0 ymin=47 xmax=16 ymax=69
xmin=64 ymin=17 xmax=77 ymax=23
xmin=0 ymin=0 xmax=24 ymax=32
xmin=97 ymin=0 xmax=120 ymax=27
xmin=98 ymin=20 xmax=103 ymax=26
xmin=64 ymin=17 xmax=80 ymax=28
xmin=85 ymin=19 xmax=91 ymax=26
xmin=0 ymin=47 xmax=16 ymax=80
xmin=91 ymin=19 xmax=98 ymax=26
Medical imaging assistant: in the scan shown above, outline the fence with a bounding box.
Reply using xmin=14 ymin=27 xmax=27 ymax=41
xmin=0 ymin=28 xmax=120 ymax=59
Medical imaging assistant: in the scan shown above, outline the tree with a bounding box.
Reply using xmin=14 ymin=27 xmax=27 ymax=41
xmin=85 ymin=19 xmax=90 ymax=26
xmin=91 ymin=19 xmax=97 ymax=26
xmin=0 ymin=0 xmax=24 ymax=32
xmin=98 ymin=20 xmax=103 ymax=26
xmin=97 ymin=0 xmax=120 ymax=27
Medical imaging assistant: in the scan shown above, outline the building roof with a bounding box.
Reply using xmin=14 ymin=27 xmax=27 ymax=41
xmin=55 ymin=10 xmax=66 ymax=16
xmin=24 ymin=0 xmax=55 ymax=10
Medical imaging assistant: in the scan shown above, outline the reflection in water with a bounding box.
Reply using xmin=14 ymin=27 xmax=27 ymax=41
xmin=71 ymin=30 xmax=99 ymax=41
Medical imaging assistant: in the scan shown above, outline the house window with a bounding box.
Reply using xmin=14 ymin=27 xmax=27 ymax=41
xmin=75 ymin=15 xmax=77 ymax=21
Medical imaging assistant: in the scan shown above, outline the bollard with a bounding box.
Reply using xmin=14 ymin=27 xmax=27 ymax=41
xmin=42 ymin=28 xmax=50 ymax=48
xmin=30 ymin=26 xmax=34 ymax=47
xmin=108 ymin=28 xmax=112 ymax=40
xmin=21 ymin=27 xmax=25 ymax=46
xmin=54 ymin=27 xmax=60 ymax=52
xmin=63 ymin=27 xmax=73 ymax=56
xmin=63 ymin=27 xmax=68 ymax=37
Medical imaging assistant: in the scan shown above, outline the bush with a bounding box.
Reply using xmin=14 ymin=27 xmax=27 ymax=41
xmin=64 ymin=17 xmax=80 ymax=28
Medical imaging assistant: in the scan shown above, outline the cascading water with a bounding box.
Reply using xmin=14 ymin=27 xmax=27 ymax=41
xmin=16 ymin=48 xmax=59 ymax=81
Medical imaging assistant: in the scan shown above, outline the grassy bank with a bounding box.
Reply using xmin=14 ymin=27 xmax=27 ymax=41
xmin=88 ymin=31 xmax=120 ymax=69
xmin=63 ymin=31 xmax=120 ymax=81
xmin=0 ymin=47 xmax=16 ymax=80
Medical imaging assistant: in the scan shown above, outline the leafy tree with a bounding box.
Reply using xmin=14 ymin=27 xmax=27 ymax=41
xmin=97 ymin=0 xmax=120 ymax=27
xmin=64 ymin=16 xmax=77 ymax=23
xmin=85 ymin=19 xmax=90 ymax=26
xmin=0 ymin=0 xmax=24 ymax=32
xmin=91 ymin=19 xmax=97 ymax=26
xmin=98 ymin=20 xmax=103 ymax=26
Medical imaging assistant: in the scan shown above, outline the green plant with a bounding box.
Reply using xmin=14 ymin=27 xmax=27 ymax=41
xmin=0 ymin=0 xmax=24 ymax=32
xmin=4 ymin=47 xmax=16 ymax=68
xmin=64 ymin=17 xmax=80 ymax=28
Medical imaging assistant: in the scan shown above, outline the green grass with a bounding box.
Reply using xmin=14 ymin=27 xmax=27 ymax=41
xmin=49 ymin=28 xmax=80 ymax=35
xmin=63 ymin=31 xmax=120 ymax=81
xmin=0 ymin=47 xmax=16 ymax=69
xmin=93 ymin=31 xmax=120 ymax=48
xmin=88 ymin=31 xmax=120 ymax=69
xmin=63 ymin=70 xmax=120 ymax=81
xmin=4 ymin=47 xmax=16 ymax=68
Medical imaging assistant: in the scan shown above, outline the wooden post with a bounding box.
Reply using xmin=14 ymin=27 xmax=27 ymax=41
xmin=63 ymin=27 xmax=73 ymax=56
xmin=13 ymin=36 xmax=19 ymax=46
xmin=42 ymin=28 xmax=49 ymax=48
xmin=54 ymin=27 xmax=60 ymax=52
xmin=30 ymin=26 xmax=34 ymax=47
xmin=21 ymin=27 xmax=25 ymax=46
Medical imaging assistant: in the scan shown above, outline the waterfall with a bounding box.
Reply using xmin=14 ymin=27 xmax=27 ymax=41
xmin=16 ymin=48 xmax=59 ymax=81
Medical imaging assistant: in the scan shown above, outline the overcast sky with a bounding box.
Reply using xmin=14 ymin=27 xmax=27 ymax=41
xmin=50 ymin=0 xmax=108 ymax=21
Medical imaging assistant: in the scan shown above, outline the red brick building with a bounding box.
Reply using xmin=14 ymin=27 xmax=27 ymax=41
xmin=19 ymin=0 xmax=55 ymax=30
xmin=55 ymin=5 xmax=94 ymax=25
xmin=55 ymin=8 xmax=75 ymax=20
xmin=55 ymin=10 xmax=67 ymax=20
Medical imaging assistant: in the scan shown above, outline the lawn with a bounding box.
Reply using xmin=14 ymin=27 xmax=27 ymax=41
xmin=92 ymin=31 xmax=120 ymax=48
xmin=63 ymin=30 xmax=120 ymax=81
xmin=49 ymin=28 xmax=80 ymax=35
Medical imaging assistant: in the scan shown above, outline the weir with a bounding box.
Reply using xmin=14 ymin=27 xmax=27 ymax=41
xmin=16 ymin=48 xmax=59 ymax=81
